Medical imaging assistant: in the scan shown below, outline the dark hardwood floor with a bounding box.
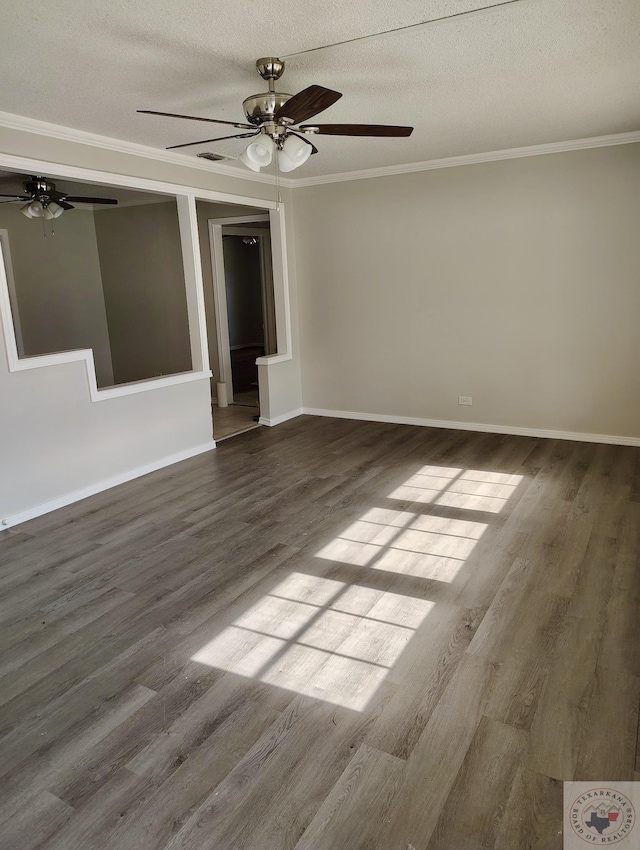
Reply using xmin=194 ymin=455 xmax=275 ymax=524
xmin=0 ymin=415 xmax=638 ymax=849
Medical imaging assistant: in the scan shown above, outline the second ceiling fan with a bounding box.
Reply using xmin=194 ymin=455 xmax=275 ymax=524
xmin=139 ymin=57 xmax=413 ymax=173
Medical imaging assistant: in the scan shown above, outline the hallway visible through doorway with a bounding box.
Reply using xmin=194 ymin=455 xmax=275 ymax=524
xmin=212 ymin=389 xmax=260 ymax=441
xmin=196 ymin=202 xmax=278 ymax=442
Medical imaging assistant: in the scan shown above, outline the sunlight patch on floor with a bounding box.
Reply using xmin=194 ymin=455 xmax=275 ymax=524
xmin=387 ymin=466 xmax=524 ymax=513
xmin=191 ymin=571 xmax=434 ymax=710
xmin=191 ymin=465 xmax=524 ymax=711
xmin=315 ymin=508 xmax=488 ymax=581
xmin=316 ymin=466 xmax=523 ymax=577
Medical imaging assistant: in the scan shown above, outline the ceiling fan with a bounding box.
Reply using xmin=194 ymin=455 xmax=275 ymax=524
xmin=0 ymin=176 xmax=118 ymax=219
xmin=139 ymin=57 xmax=413 ymax=173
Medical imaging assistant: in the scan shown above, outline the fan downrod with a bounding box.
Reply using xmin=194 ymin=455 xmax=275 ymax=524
xmin=243 ymin=58 xmax=292 ymax=126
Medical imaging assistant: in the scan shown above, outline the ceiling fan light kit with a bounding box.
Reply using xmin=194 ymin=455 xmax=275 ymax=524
xmin=4 ymin=177 xmax=119 ymax=222
xmin=139 ymin=57 xmax=413 ymax=174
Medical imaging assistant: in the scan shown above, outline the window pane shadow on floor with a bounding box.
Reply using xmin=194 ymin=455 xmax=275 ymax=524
xmin=188 ymin=463 xmax=525 ymax=713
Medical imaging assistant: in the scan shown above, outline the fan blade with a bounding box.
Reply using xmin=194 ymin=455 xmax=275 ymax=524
xmin=299 ymin=123 xmax=413 ymax=137
xmin=166 ymin=131 xmax=259 ymax=150
xmin=138 ymin=110 xmax=254 ymax=130
xmin=0 ymin=199 xmax=23 ymax=204
xmin=0 ymin=194 xmax=29 ymax=200
xmin=289 ymin=132 xmax=318 ymax=155
xmin=274 ymin=85 xmax=342 ymax=125
xmin=0 ymin=173 xmax=27 ymax=184
xmin=62 ymin=196 xmax=118 ymax=204
xmin=58 ymin=200 xmax=75 ymax=210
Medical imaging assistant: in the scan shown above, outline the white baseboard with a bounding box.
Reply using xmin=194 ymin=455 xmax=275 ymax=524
xmin=302 ymin=407 xmax=640 ymax=447
xmin=259 ymin=408 xmax=304 ymax=427
xmin=4 ymin=408 xmax=636 ymax=530
xmin=1 ymin=440 xmax=217 ymax=529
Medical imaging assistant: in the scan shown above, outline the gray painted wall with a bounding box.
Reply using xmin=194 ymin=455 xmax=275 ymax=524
xmin=0 ymin=206 xmax=114 ymax=386
xmin=294 ymin=143 xmax=640 ymax=439
xmin=94 ymin=201 xmax=192 ymax=384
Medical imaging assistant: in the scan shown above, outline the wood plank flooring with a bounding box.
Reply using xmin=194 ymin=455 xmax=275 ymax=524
xmin=0 ymin=416 xmax=638 ymax=850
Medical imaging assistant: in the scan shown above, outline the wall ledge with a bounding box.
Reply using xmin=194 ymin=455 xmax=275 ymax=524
xmin=1 ymin=440 xmax=216 ymax=529
xmin=302 ymin=407 xmax=640 ymax=447
xmin=5 ymin=343 xmax=213 ymax=402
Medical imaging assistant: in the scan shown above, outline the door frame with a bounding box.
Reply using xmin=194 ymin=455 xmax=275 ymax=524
xmin=208 ymin=213 xmax=270 ymax=403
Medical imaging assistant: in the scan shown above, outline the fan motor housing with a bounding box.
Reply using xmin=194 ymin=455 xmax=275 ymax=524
xmin=25 ymin=177 xmax=55 ymax=197
xmin=243 ymin=91 xmax=292 ymax=125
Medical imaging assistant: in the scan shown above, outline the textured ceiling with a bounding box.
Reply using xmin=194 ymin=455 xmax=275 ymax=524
xmin=0 ymin=0 xmax=638 ymax=179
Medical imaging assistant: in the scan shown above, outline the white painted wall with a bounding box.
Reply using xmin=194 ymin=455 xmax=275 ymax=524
xmin=294 ymin=144 xmax=640 ymax=441
xmin=0 ymin=341 xmax=214 ymax=524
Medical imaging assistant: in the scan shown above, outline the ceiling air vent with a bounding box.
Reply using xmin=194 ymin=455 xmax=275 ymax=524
xmin=196 ymin=152 xmax=229 ymax=162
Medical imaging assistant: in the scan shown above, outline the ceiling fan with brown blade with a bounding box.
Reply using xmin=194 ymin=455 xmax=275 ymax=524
xmin=0 ymin=176 xmax=118 ymax=219
xmin=139 ymin=57 xmax=413 ymax=173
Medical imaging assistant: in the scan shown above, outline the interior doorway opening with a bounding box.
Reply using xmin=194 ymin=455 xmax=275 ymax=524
xmin=199 ymin=208 xmax=277 ymax=441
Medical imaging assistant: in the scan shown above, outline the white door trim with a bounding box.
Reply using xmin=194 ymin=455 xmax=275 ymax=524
xmin=208 ymin=219 xmax=234 ymax=400
xmin=207 ymin=208 xmax=293 ymax=367
xmin=207 ymin=210 xmax=291 ymax=408
xmin=209 ymin=214 xmax=270 ymax=226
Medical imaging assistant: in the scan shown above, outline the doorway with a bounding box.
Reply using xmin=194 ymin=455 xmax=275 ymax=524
xmin=208 ymin=215 xmax=277 ymax=440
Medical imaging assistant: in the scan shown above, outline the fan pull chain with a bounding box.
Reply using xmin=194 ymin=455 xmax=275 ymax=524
xmin=275 ymin=152 xmax=281 ymax=211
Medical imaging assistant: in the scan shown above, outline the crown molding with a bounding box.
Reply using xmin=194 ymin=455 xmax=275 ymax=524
xmin=1 ymin=110 xmax=638 ymax=190
xmin=0 ymin=109 xmax=296 ymax=188
xmin=290 ymin=130 xmax=640 ymax=187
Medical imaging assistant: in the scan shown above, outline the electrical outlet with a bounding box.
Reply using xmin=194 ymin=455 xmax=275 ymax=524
xmin=458 ymin=396 xmax=473 ymax=406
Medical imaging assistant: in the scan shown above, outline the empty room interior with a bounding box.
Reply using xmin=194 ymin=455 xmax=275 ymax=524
xmin=0 ymin=2 xmax=639 ymax=849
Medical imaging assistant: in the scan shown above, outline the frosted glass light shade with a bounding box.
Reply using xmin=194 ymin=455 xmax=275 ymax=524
xmin=239 ymin=152 xmax=261 ymax=172
xmin=277 ymin=149 xmax=297 ymax=172
xmin=239 ymin=136 xmax=274 ymax=171
xmin=21 ymin=200 xmax=44 ymax=218
xmin=278 ymin=135 xmax=312 ymax=172
xmin=47 ymin=201 xmax=65 ymax=219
